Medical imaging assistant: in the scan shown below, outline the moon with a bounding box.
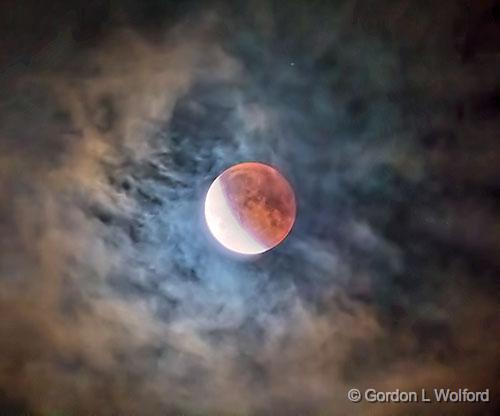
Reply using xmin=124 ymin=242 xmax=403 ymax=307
xmin=204 ymin=162 xmax=296 ymax=255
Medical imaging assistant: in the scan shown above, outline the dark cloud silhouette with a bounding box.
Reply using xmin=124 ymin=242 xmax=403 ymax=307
xmin=0 ymin=1 xmax=499 ymax=415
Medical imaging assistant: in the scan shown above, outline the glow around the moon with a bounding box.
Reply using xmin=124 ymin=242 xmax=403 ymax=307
xmin=204 ymin=162 xmax=296 ymax=255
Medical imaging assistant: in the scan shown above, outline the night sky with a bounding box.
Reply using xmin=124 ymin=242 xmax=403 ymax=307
xmin=0 ymin=1 xmax=499 ymax=415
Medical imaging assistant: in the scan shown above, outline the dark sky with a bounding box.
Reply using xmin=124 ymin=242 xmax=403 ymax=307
xmin=0 ymin=1 xmax=499 ymax=415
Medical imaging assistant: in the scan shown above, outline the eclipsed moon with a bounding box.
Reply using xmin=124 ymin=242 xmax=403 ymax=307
xmin=204 ymin=162 xmax=296 ymax=255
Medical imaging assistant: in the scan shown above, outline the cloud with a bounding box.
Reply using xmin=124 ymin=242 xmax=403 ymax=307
xmin=0 ymin=1 xmax=498 ymax=415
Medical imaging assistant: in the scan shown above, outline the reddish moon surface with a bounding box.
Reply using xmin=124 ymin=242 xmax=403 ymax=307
xmin=204 ymin=162 xmax=296 ymax=255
